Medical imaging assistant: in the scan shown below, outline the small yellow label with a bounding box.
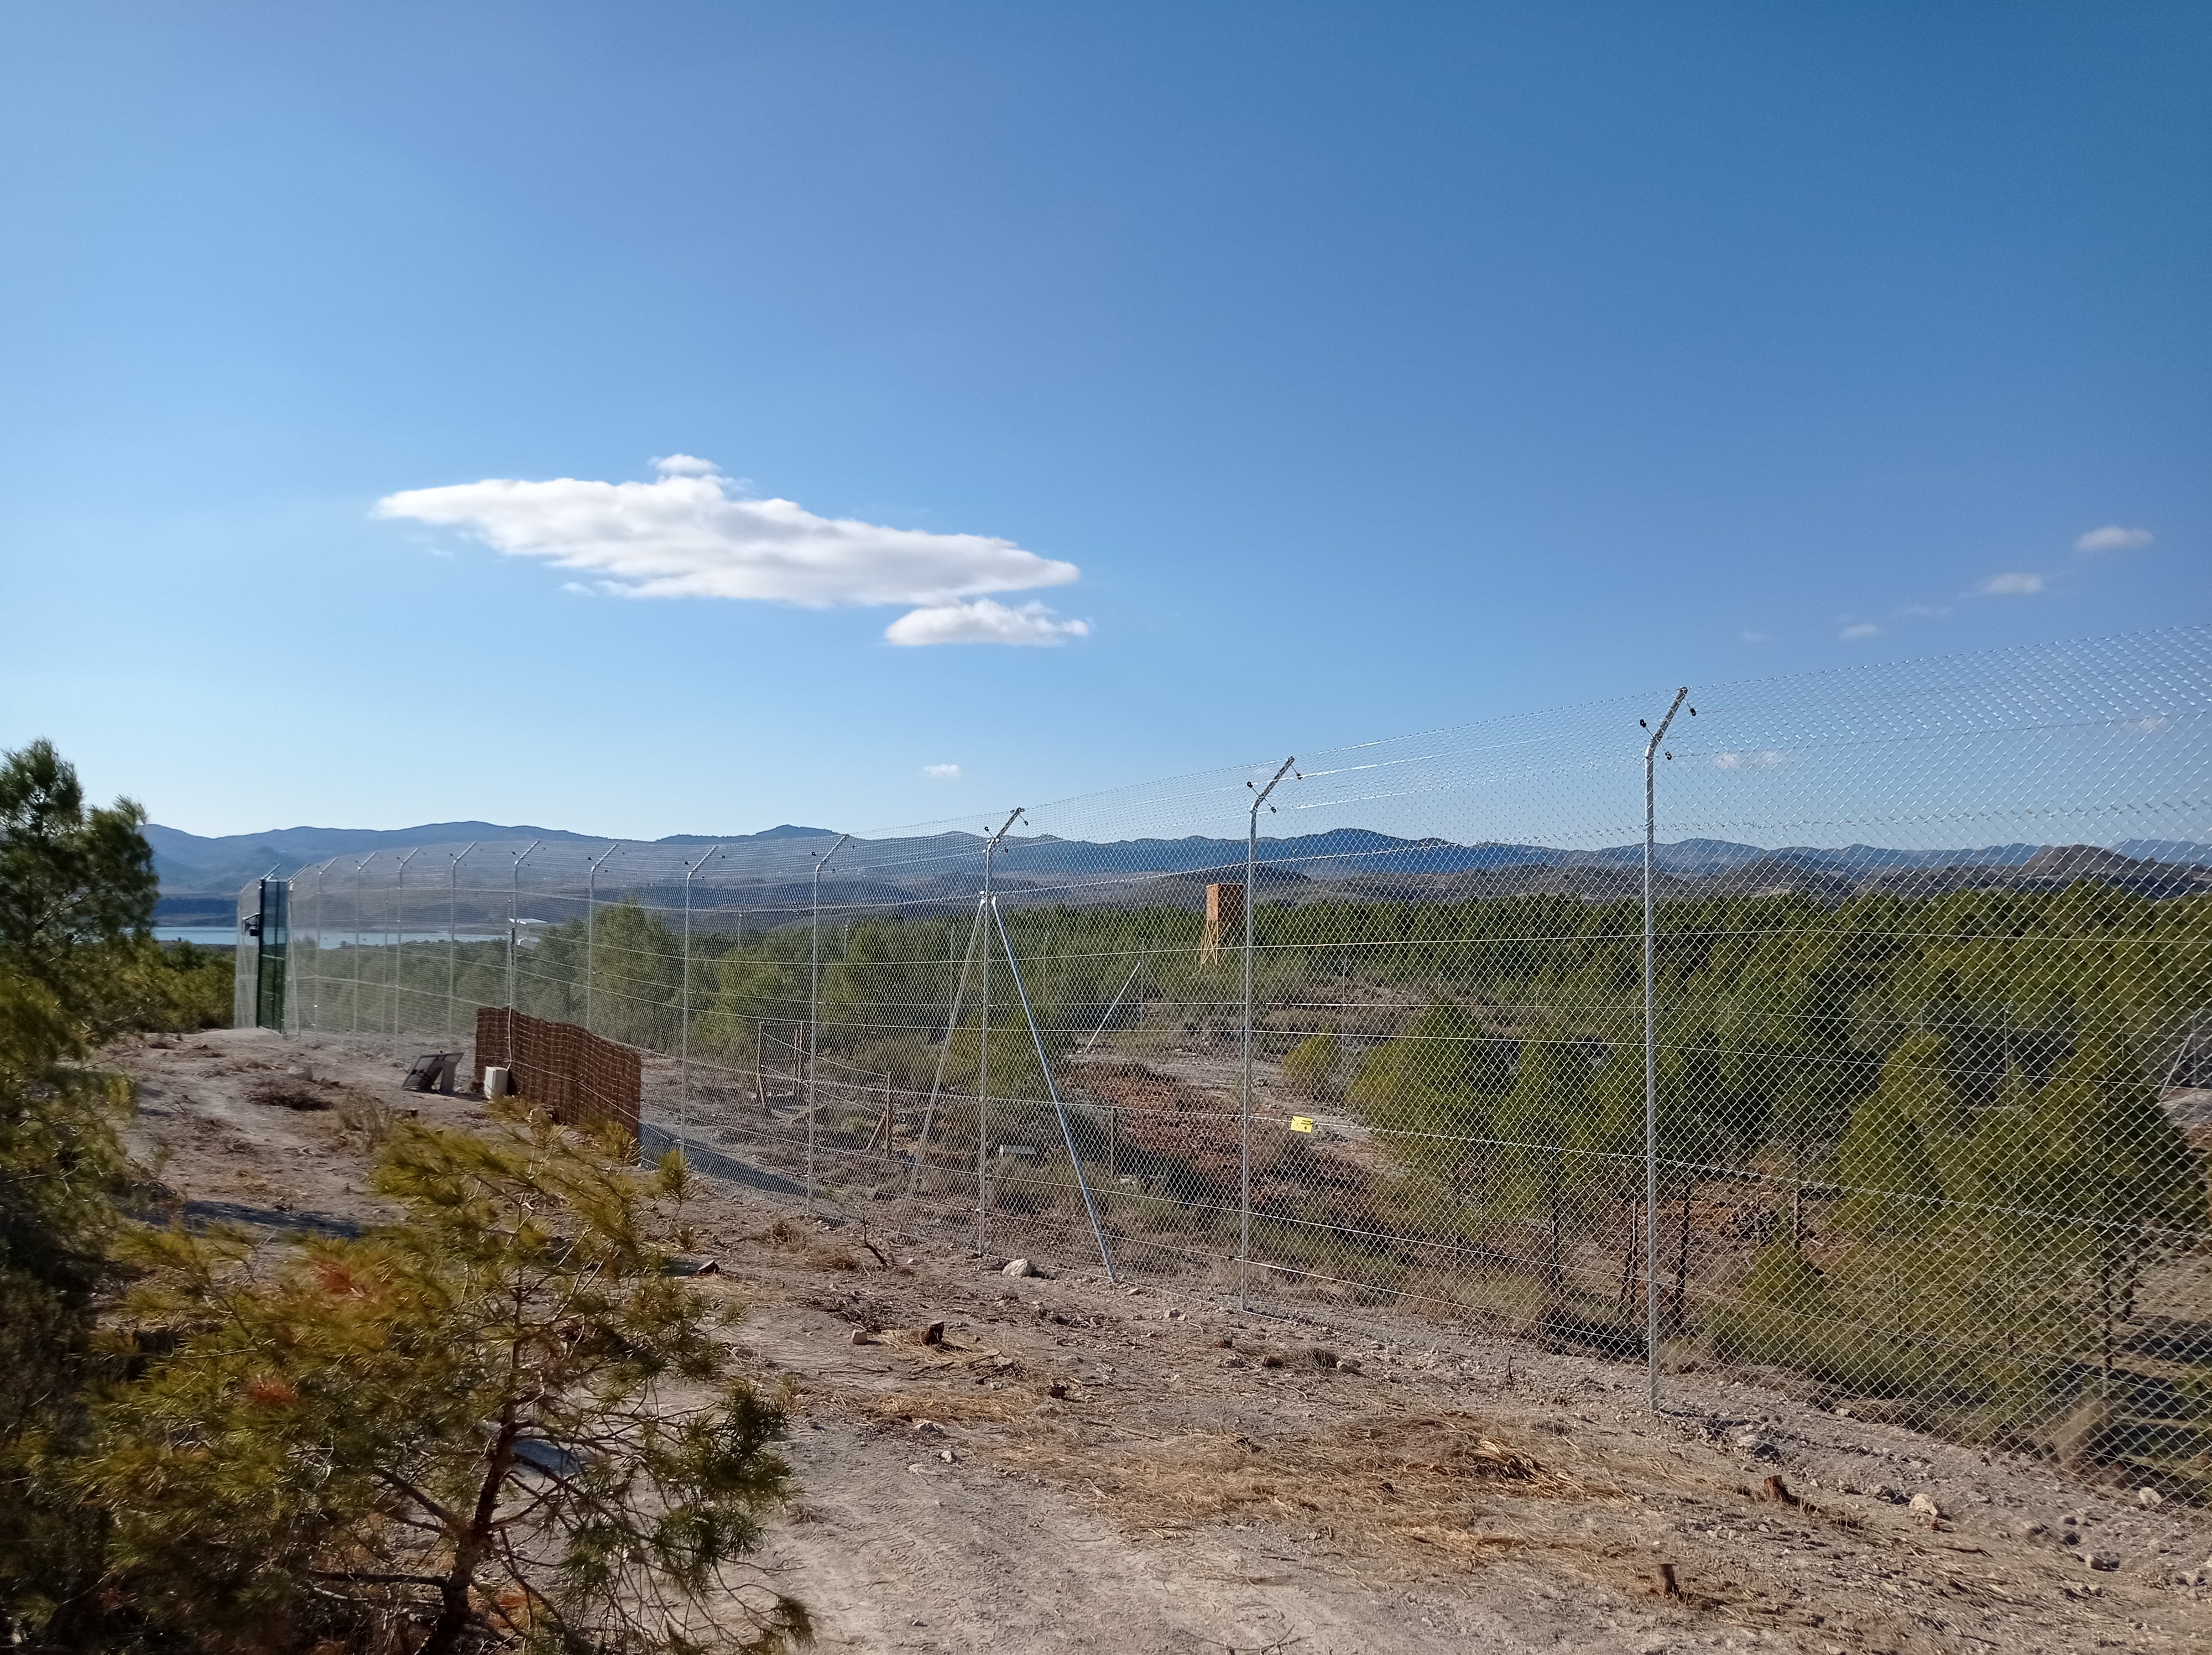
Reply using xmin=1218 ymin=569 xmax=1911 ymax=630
xmin=1290 ymin=1116 xmax=1315 ymax=1133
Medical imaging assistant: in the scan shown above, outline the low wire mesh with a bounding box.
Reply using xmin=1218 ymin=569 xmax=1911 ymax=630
xmin=283 ymin=626 xmax=2212 ymax=1500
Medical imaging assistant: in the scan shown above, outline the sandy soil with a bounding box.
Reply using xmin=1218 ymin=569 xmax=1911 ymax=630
xmin=111 ymin=1027 xmax=2212 ymax=1655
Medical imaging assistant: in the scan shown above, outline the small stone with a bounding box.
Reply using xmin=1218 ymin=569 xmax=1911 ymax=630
xmin=1224 ymin=1356 xmax=1248 ymax=1369
xmin=1260 ymin=1354 xmax=1286 ymax=1370
xmin=912 ymin=1419 xmax=945 ymax=1437
xmin=851 ymin=1329 xmax=874 ymax=1345
xmin=2083 ymin=1550 xmax=2121 ymax=1572
xmin=938 ymin=1448 xmax=956 ymax=1463
xmin=1046 ymin=1381 xmax=1068 ymax=1398
xmin=1002 ymin=1257 xmax=1037 ymax=1278
xmin=2136 ymin=1487 xmax=2163 ymax=1507
xmin=922 ymin=1321 xmax=945 ymax=1346
xmin=1908 ymin=1492 xmax=1944 ymax=1519
xmin=1337 ymin=1359 xmax=1363 ymax=1376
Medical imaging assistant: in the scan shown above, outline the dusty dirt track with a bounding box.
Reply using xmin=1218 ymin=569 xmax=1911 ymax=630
xmin=114 ymin=1028 xmax=2212 ymax=1655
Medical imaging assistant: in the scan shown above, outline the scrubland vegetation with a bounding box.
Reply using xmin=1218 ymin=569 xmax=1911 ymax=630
xmin=315 ymin=862 xmax=2212 ymax=1496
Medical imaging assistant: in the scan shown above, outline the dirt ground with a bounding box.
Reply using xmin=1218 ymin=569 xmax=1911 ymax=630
xmin=112 ymin=1027 xmax=2212 ymax=1655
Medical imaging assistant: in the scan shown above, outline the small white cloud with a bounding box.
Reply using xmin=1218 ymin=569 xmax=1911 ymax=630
xmin=1738 ymin=629 xmax=1768 ymax=644
xmin=376 ymin=458 xmax=1079 ymax=608
xmin=1894 ymin=602 xmax=1952 ymax=620
xmin=1714 ymin=750 xmax=1788 ymax=770
xmin=1840 ymin=622 xmax=1880 ymax=641
xmin=1975 ymin=571 xmax=2047 ymax=596
xmin=2124 ymin=715 xmax=2172 ymax=735
xmin=921 ymin=763 xmax=963 ymax=780
xmin=885 ymin=600 xmax=1090 ymax=647
xmin=2074 ymin=525 xmax=2153 ymax=555
xmin=560 ymin=581 xmax=597 ymax=597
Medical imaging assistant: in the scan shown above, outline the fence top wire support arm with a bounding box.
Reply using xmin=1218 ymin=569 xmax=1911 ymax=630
xmin=1241 ymin=756 xmax=1296 ymax=1311
xmin=805 ymin=832 xmax=853 ymax=1202
xmin=989 ymin=893 xmax=1119 ymax=1283
xmin=1641 ymin=686 xmax=1692 ymax=1414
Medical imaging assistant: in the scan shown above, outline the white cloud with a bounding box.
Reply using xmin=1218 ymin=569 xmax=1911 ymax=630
xmin=1714 ymin=750 xmax=1787 ymax=769
xmin=2074 ymin=525 xmax=2153 ymax=555
xmin=1839 ymin=622 xmax=1880 ymax=641
xmin=374 ymin=457 xmax=1080 ymax=616
xmin=1975 ymin=571 xmax=2047 ymax=596
xmin=921 ymin=763 xmax=963 ymax=780
xmin=884 ymin=600 xmax=1090 ymax=648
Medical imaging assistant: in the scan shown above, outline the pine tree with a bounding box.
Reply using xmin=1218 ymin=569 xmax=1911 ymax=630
xmin=86 ymin=1114 xmax=809 ymax=1654
xmin=0 ymin=740 xmax=160 ymax=1642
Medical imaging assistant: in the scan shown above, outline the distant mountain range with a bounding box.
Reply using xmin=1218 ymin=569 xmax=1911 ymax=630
xmin=146 ymin=822 xmax=833 ymax=895
xmin=147 ymin=818 xmax=2212 ymax=925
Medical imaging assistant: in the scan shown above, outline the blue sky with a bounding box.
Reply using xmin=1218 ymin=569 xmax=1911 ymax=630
xmin=2 ymin=2 xmax=2205 ymax=839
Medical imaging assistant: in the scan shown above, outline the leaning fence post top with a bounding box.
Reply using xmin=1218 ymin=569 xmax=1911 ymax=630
xmin=1643 ymin=687 xmax=1691 ymax=764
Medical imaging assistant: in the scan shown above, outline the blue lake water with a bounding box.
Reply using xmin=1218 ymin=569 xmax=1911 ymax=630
xmin=154 ymin=928 xmax=509 ymax=946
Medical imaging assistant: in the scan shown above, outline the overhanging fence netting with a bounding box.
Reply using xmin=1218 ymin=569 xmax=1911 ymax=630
xmin=284 ymin=626 xmax=2212 ymax=1496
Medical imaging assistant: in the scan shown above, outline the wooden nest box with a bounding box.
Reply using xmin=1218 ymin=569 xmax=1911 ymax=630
xmin=1199 ymin=882 xmax=1244 ymax=962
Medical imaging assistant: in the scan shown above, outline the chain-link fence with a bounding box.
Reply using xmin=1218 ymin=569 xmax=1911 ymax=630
xmin=277 ymin=625 xmax=2212 ymax=1498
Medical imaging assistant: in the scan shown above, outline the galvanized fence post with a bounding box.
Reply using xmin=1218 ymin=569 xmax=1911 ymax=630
xmin=447 ymin=841 xmax=477 ymax=1048
xmin=508 ymin=839 xmax=541 ymax=1012
xmin=974 ymin=809 xmax=1021 ymax=1256
xmin=1241 ymin=758 xmax=1296 ymax=1311
xmin=806 ymin=833 xmax=852 ymax=1201
xmin=586 ymin=842 xmax=623 ymax=1036
xmin=393 ymin=847 xmax=421 ymax=1060
xmin=680 ymin=845 xmax=721 ymax=1137
xmin=1642 ymin=687 xmax=1689 ymax=1414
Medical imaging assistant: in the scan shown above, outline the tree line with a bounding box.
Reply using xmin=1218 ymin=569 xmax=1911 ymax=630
xmin=345 ymin=868 xmax=2212 ymax=1478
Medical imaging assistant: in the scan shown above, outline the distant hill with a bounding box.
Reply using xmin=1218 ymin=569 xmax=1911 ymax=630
xmin=146 ymin=821 xmax=836 ymax=913
xmin=149 ymin=815 xmax=2212 ymax=924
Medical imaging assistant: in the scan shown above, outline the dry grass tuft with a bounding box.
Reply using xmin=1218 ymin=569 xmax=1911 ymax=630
xmin=335 ymin=1091 xmax=395 ymax=1141
xmin=985 ymin=1411 xmax=1600 ymax=1566
xmin=850 ymin=1387 xmax=1038 ymax=1428
xmin=249 ymin=1079 xmax=330 ymax=1112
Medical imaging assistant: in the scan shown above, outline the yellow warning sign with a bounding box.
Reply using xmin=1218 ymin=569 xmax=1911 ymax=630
xmin=1290 ymin=1116 xmax=1315 ymax=1133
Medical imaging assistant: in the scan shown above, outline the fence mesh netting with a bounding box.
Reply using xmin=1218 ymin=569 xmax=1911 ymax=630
xmin=279 ymin=626 xmax=2212 ymax=1498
